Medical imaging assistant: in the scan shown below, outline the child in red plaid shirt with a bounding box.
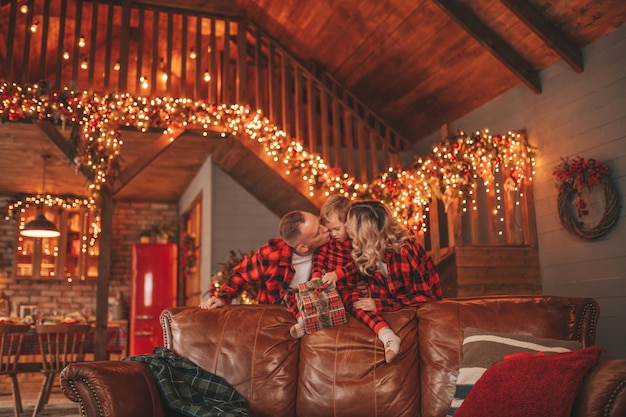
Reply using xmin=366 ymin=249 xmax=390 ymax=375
xmin=345 ymin=200 xmax=442 ymax=363
xmin=290 ymin=195 xmax=359 ymax=338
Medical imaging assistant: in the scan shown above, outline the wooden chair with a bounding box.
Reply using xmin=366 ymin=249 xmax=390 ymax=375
xmin=0 ymin=323 xmax=30 ymax=417
xmin=32 ymin=323 xmax=91 ymax=417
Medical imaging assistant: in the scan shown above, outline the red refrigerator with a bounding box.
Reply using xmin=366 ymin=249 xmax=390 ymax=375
xmin=130 ymin=243 xmax=178 ymax=356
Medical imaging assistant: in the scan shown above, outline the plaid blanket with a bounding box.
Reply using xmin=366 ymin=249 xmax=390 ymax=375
xmin=126 ymin=347 xmax=254 ymax=417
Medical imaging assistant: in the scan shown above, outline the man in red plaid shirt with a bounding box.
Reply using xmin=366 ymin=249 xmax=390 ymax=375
xmin=199 ymin=210 xmax=329 ymax=310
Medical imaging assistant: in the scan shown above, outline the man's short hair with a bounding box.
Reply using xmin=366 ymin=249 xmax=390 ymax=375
xmin=279 ymin=211 xmax=305 ymax=245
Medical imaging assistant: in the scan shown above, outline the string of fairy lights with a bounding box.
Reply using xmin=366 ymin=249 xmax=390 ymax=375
xmin=1 ymin=81 xmax=535 ymax=237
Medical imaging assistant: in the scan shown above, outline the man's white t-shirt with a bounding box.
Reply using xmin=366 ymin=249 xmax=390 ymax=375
xmin=290 ymin=252 xmax=313 ymax=289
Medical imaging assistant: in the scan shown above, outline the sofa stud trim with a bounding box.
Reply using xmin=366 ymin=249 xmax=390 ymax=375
xmin=64 ymin=376 xmax=103 ymax=417
xmin=604 ymin=378 xmax=626 ymax=417
xmin=576 ymin=300 xmax=598 ymax=344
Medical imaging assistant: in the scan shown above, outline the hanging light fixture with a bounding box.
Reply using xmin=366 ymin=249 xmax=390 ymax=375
xmin=21 ymin=154 xmax=61 ymax=238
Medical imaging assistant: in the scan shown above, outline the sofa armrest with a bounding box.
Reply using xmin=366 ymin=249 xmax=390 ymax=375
xmin=574 ymin=359 xmax=626 ymax=417
xmin=60 ymin=361 xmax=167 ymax=417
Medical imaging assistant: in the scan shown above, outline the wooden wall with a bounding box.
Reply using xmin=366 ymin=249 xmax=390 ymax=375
xmin=418 ymin=26 xmax=626 ymax=359
xmin=210 ymin=163 xmax=280 ymax=273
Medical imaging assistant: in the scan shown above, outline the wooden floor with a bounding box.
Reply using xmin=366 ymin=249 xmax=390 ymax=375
xmin=0 ymin=373 xmax=81 ymax=417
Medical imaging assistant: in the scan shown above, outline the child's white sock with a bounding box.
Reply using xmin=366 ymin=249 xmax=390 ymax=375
xmin=290 ymin=316 xmax=305 ymax=338
xmin=377 ymin=327 xmax=401 ymax=363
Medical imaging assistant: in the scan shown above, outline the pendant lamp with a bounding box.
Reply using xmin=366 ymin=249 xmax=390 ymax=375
xmin=21 ymin=154 xmax=61 ymax=238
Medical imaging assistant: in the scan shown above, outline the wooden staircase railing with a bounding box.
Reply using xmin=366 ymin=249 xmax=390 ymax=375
xmin=0 ymin=0 xmax=408 ymax=185
xmin=1 ymin=0 xmax=541 ymax=285
xmin=243 ymin=20 xmax=407 ymax=183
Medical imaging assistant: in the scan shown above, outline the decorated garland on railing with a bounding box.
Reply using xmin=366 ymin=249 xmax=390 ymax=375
xmin=1 ymin=82 xmax=535 ymax=232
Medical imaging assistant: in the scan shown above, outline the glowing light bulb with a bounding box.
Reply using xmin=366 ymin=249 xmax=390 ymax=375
xmin=189 ymin=49 xmax=197 ymax=59
xmin=63 ymin=50 xmax=70 ymax=60
xmin=203 ymin=69 xmax=211 ymax=82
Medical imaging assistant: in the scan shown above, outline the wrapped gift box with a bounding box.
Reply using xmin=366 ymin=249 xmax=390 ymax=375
xmin=297 ymin=280 xmax=347 ymax=334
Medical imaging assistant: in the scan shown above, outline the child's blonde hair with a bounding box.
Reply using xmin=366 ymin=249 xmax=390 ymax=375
xmin=348 ymin=200 xmax=410 ymax=275
xmin=320 ymin=195 xmax=351 ymax=225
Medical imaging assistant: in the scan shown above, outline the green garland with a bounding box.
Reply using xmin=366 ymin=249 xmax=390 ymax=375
xmin=1 ymin=82 xmax=536 ymax=231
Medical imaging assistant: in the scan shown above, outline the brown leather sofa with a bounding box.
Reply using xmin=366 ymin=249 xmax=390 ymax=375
xmin=60 ymin=296 xmax=626 ymax=417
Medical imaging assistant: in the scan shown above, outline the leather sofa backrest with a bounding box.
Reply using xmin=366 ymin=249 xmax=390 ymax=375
xmin=161 ymin=305 xmax=299 ymax=417
xmin=416 ymin=296 xmax=600 ymax=417
xmin=296 ymin=308 xmax=419 ymax=417
xmin=162 ymin=305 xmax=422 ymax=417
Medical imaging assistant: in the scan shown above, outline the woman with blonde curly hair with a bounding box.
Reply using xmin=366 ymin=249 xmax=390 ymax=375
xmin=345 ymin=200 xmax=442 ymax=363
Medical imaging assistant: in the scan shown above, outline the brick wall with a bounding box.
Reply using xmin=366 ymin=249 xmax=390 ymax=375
xmin=0 ymin=196 xmax=177 ymax=317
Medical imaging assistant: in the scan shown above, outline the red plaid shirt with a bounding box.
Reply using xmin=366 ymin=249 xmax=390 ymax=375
xmin=369 ymin=239 xmax=442 ymax=311
xmin=312 ymin=238 xmax=358 ymax=291
xmin=218 ymin=238 xmax=296 ymax=305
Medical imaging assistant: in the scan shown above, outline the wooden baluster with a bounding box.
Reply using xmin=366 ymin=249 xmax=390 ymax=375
xmin=343 ymin=111 xmax=355 ymax=177
xmin=368 ymin=130 xmax=379 ymax=180
xmin=332 ymin=100 xmax=342 ymax=170
xmin=307 ymin=77 xmax=317 ymax=154
xmin=254 ymin=27 xmax=263 ymax=109
xmin=267 ymin=43 xmax=276 ymax=121
xmin=320 ymin=90 xmax=330 ymax=164
xmin=237 ymin=17 xmax=248 ymax=104
xmin=223 ymin=18 xmax=231 ymax=103
xmin=281 ymin=53 xmax=290 ymax=135
xmin=293 ymin=65 xmax=303 ymax=140
xmin=209 ymin=18 xmax=217 ymax=103
xmin=356 ymin=120 xmax=368 ymax=183
xmin=87 ymin=0 xmax=98 ymax=86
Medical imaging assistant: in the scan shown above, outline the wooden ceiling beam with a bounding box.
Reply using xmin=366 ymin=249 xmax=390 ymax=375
xmin=430 ymin=0 xmax=541 ymax=94
xmin=113 ymin=127 xmax=185 ymax=195
xmin=499 ymin=0 xmax=583 ymax=73
xmin=33 ymin=120 xmax=95 ymax=181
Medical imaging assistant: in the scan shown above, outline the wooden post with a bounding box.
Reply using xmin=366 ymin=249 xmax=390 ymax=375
xmin=94 ymin=186 xmax=113 ymax=361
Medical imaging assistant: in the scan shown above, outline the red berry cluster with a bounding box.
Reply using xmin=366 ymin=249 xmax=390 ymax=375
xmin=553 ymin=156 xmax=609 ymax=192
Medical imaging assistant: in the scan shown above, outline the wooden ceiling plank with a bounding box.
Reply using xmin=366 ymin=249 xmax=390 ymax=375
xmin=113 ymin=127 xmax=185 ymax=194
xmin=430 ymin=0 xmax=541 ymax=94
xmin=34 ymin=120 xmax=94 ymax=181
xmin=499 ymin=0 xmax=583 ymax=73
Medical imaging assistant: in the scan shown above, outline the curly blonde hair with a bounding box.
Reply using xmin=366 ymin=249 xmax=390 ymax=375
xmin=347 ymin=201 xmax=410 ymax=275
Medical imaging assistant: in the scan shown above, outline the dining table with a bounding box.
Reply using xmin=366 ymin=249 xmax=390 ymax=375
xmin=8 ymin=321 xmax=128 ymax=373
xmin=21 ymin=322 xmax=127 ymax=355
